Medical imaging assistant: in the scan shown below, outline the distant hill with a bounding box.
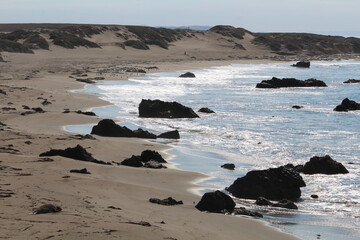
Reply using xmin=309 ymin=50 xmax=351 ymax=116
xmin=1 ymin=23 xmax=360 ymax=58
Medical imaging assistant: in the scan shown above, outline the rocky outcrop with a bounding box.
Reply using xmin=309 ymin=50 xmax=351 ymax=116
xmin=179 ymin=72 xmax=196 ymax=78
xmin=199 ymin=107 xmax=215 ymax=113
xmin=157 ymin=130 xmax=180 ymax=139
xmin=91 ymin=119 xmax=156 ymax=139
xmin=256 ymin=77 xmax=327 ymax=88
xmin=141 ymin=150 xmax=166 ymax=163
xmin=40 ymin=144 xmax=110 ymax=165
xmin=195 ymin=190 xmax=235 ymax=213
xmin=292 ymin=61 xmax=310 ymax=68
xmin=121 ymin=155 xmax=143 ymax=167
xmin=121 ymin=150 xmax=167 ymax=168
xmin=226 ymin=166 xmax=306 ymax=201
xmin=138 ymin=99 xmax=199 ymax=118
xmin=300 ymin=155 xmax=349 ymax=175
xmin=334 ymin=98 xmax=360 ymax=112
xmin=221 ymin=163 xmax=235 ymax=170
xmin=149 ymin=197 xmax=183 ymax=206
xmin=344 ymin=79 xmax=360 ymax=84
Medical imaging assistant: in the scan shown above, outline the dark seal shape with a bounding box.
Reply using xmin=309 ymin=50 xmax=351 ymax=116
xmin=179 ymin=72 xmax=196 ymax=78
xmin=33 ymin=204 xmax=62 ymax=214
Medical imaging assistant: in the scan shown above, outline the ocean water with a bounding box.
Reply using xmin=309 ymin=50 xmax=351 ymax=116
xmin=68 ymin=60 xmax=360 ymax=239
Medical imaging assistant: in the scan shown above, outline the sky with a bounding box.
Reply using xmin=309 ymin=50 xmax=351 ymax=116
xmin=1 ymin=0 xmax=359 ymax=36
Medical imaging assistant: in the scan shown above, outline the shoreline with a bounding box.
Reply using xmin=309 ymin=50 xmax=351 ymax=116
xmin=0 ymin=55 xmax=301 ymax=239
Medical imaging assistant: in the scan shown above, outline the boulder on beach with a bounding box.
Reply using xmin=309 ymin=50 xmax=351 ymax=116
xmin=121 ymin=150 xmax=167 ymax=168
xmin=199 ymin=107 xmax=215 ymax=113
xmin=91 ymin=119 xmax=156 ymax=139
xmin=226 ymin=166 xmax=306 ymax=201
xmin=138 ymin=99 xmax=199 ymax=118
xmin=334 ymin=98 xmax=360 ymax=112
xmin=121 ymin=155 xmax=143 ymax=167
xmin=179 ymin=72 xmax=196 ymax=78
xmin=300 ymin=155 xmax=349 ymax=175
xmin=292 ymin=61 xmax=310 ymax=68
xmin=256 ymin=77 xmax=327 ymax=88
xmin=344 ymin=79 xmax=360 ymax=84
xmin=39 ymin=144 xmax=110 ymax=165
xmin=195 ymin=190 xmax=235 ymax=213
xmin=91 ymin=119 xmax=133 ymax=137
xmin=141 ymin=150 xmax=166 ymax=163
xmin=157 ymin=130 xmax=180 ymax=139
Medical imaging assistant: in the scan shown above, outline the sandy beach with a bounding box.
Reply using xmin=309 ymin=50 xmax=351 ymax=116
xmin=0 ymin=36 xmax=305 ymax=240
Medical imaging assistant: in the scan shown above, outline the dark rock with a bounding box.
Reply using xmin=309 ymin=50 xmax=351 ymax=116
xmin=0 ymin=89 xmax=6 ymax=95
xmin=334 ymin=98 xmax=360 ymax=112
xmin=121 ymin=155 xmax=143 ymax=167
xmin=91 ymin=119 xmax=156 ymax=139
xmin=344 ymin=79 xmax=360 ymax=84
xmin=272 ymin=199 xmax=298 ymax=209
xmin=221 ymin=163 xmax=235 ymax=170
xmin=226 ymin=166 xmax=306 ymax=201
xmin=2 ymin=107 xmax=16 ymax=111
xmin=39 ymin=144 xmax=110 ymax=165
xmin=141 ymin=150 xmax=166 ymax=163
xmin=22 ymin=105 xmax=30 ymax=109
xmin=133 ymin=128 xmax=157 ymax=139
xmin=255 ymin=197 xmax=272 ymax=206
xmin=94 ymin=77 xmax=105 ymax=80
xmin=232 ymin=207 xmax=263 ymax=218
xmin=70 ymin=168 xmax=91 ymax=174
xmin=301 ymin=155 xmax=349 ymax=175
xmin=33 ymin=204 xmax=62 ymax=214
xmin=292 ymin=61 xmax=310 ymax=68
xmin=144 ymin=160 xmax=167 ymax=169
xmin=292 ymin=105 xmax=303 ymax=109
xmin=311 ymin=194 xmax=319 ymax=199
xmin=157 ymin=130 xmax=180 ymax=139
xmin=149 ymin=197 xmax=183 ymax=206
xmin=199 ymin=107 xmax=215 ymax=113
xmin=256 ymin=77 xmax=327 ymax=88
xmin=179 ymin=72 xmax=196 ymax=78
xmin=91 ymin=119 xmax=136 ymax=137
xmin=139 ymin=99 xmax=199 ymax=118
xmin=76 ymin=110 xmax=97 ymax=116
xmin=195 ymin=190 xmax=235 ymax=213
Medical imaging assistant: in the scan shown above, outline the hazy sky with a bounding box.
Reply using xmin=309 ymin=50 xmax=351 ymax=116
xmin=1 ymin=0 xmax=359 ymax=35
